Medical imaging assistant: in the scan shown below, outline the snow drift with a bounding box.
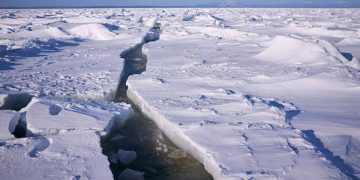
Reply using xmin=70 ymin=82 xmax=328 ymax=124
xmin=254 ymin=36 xmax=327 ymax=65
xmin=68 ymin=23 xmax=116 ymax=41
xmin=254 ymin=35 xmax=360 ymax=69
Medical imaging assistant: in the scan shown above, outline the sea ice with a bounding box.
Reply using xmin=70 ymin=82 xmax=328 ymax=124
xmin=1 ymin=8 xmax=360 ymax=180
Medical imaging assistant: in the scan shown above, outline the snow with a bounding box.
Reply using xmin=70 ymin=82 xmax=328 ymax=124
xmin=1 ymin=8 xmax=360 ymax=180
xmin=0 ymin=130 xmax=112 ymax=180
xmin=25 ymin=97 xmax=133 ymax=136
xmin=254 ymin=35 xmax=327 ymax=65
xmin=252 ymin=35 xmax=360 ymax=69
xmin=0 ymin=110 xmax=19 ymax=140
xmin=68 ymin=23 xmax=117 ymax=41
xmin=125 ymin=8 xmax=360 ymax=179
xmin=0 ymin=95 xmax=133 ymax=179
xmin=186 ymin=26 xmax=256 ymax=40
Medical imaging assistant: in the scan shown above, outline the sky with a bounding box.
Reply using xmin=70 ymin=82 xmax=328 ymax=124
xmin=0 ymin=0 xmax=360 ymax=8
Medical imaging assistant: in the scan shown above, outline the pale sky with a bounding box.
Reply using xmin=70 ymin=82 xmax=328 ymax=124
xmin=0 ymin=0 xmax=359 ymax=8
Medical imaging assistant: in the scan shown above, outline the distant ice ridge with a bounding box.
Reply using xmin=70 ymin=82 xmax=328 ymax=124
xmin=0 ymin=22 xmax=126 ymax=54
xmin=182 ymin=12 xmax=226 ymax=27
xmin=316 ymin=39 xmax=360 ymax=70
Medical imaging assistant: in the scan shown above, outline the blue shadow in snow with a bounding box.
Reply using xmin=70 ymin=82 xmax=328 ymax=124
xmin=0 ymin=60 xmax=21 ymax=70
xmin=269 ymin=100 xmax=285 ymax=108
xmin=269 ymin=100 xmax=301 ymax=124
xmin=302 ymin=130 xmax=358 ymax=180
xmin=341 ymin=52 xmax=353 ymax=61
xmin=1 ymin=38 xmax=83 ymax=62
xmin=285 ymin=110 xmax=301 ymax=123
xmin=102 ymin=23 xmax=120 ymax=31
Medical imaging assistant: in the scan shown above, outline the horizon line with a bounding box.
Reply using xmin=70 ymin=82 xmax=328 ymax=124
xmin=1 ymin=5 xmax=360 ymax=9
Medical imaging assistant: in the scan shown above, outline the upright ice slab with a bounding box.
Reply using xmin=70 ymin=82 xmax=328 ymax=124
xmin=115 ymin=21 xmax=161 ymax=100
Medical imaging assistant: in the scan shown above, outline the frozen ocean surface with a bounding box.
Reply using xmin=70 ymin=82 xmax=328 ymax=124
xmin=1 ymin=8 xmax=360 ymax=179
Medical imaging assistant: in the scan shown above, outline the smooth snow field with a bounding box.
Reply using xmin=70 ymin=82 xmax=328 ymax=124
xmin=1 ymin=8 xmax=360 ymax=180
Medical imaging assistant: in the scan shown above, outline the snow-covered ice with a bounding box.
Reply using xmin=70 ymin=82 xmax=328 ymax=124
xmin=1 ymin=8 xmax=360 ymax=179
xmin=1 ymin=130 xmax=111 ymax=179
xmin=0 ymin=110 xmax=19 ymax=140
xmin=0 ymin=95 xmax=133 ymax=179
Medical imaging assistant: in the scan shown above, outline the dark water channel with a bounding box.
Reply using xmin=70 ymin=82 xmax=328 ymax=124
xmin=101 ymin=23 xmax=213 ymax=180
xmin=101 ymin=104 xmax=213 ymax=180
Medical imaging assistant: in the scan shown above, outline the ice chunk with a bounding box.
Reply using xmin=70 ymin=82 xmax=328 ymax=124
xmin=48 ymin=104 xmax=62 ymax=115
xmin=143 ymin=22 xmax=161 ymax=43
xmin=118 ymin=169 xmax=144 ymax=180
xmin=141 ymin=17 xmax=158 ymax=28
xmin=110 ymin=134 xmax=126 ymax=142
xmin=316 ymin=39 xmax=360 ymax=69
xmin=26 ymin=101 xmax=104 ymax=135
xmin=117 ymin=149 xmax=137 ymax=165
xmin=25 ymin=98 xmax=133 ymax=135
xmin=183 ymin=14 xmax=195 ymax=21
xmin=108 ymin=151 xmax=119 ymax=164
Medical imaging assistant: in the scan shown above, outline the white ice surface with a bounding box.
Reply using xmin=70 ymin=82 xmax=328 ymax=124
xmin=0 ymin=96 xmax=133 ymax=179
xmin=125 ymin=8 xmax=360 ymax=179
xmin=0 ymin=8 xmax=142 ymax=179
xmin=0 ymin=130 xmax=112 ymax=180
xmin=25 ymin=97 xmax=133 ymax=135
xmin=1 ymin=8 xmax=360 ymax=180
xmin=0 ymin=110 xmax=19 ymax=140
xmin=68 ymin=23 xmax=117 ymax=41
